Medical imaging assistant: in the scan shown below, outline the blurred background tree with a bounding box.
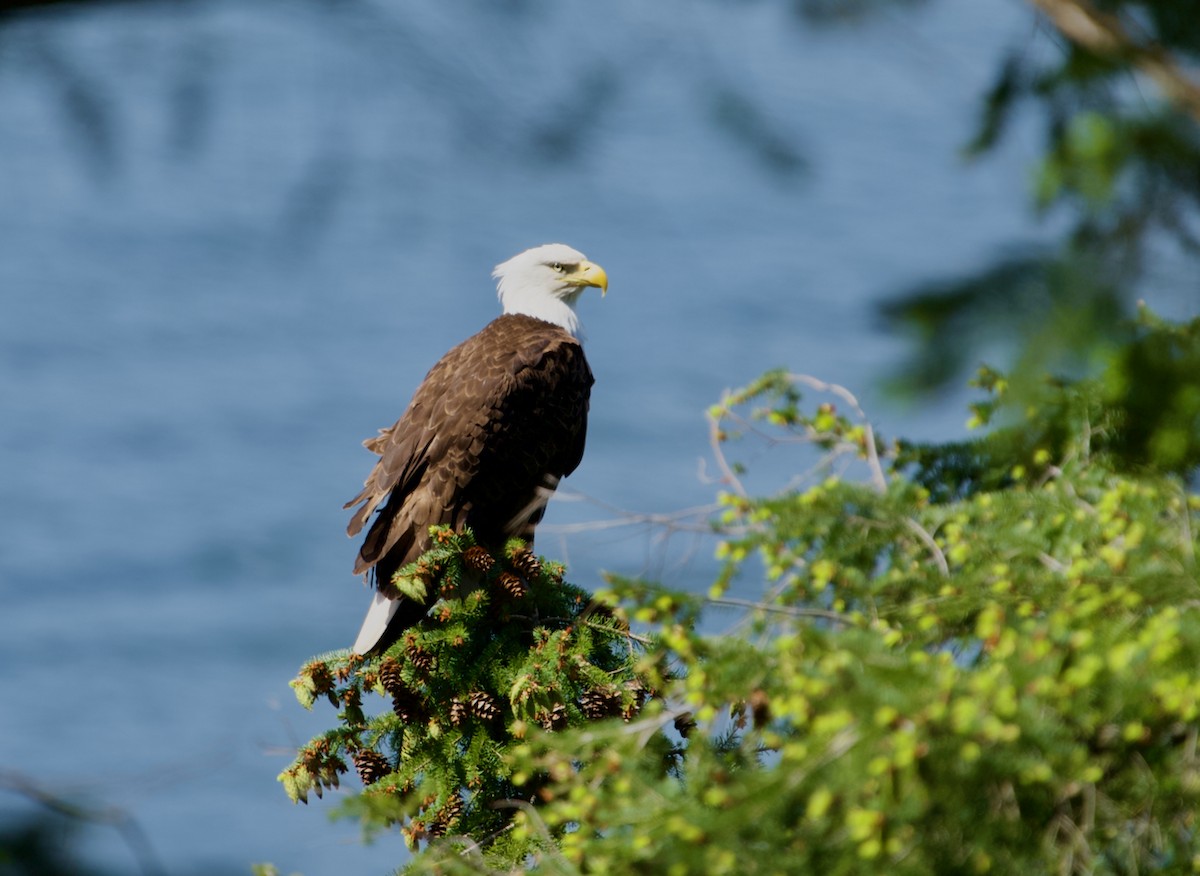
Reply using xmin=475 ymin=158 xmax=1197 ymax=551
xmin=881 ymin=0 xmax=1200 ymax=397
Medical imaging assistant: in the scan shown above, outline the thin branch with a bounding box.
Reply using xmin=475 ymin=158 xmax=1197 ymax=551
xmin=785 ymin=373 xmax=889 ymax=493
xmin=708 ymin=596 xmax=855 ymax=625
xmin=585 ymin=619 xmax=655 ymax=646
xmin=904 ymin=518 xmax=949 ymax=577
xmin=570 ymin=707 xmax=693 ymax=751
xmin=539 ymin=495 xmax=721 ymax=536
xmin=707 ymin=392 xmax=750 ymax=497
xmin=1028 ymin=0 xmax=1200 ymax=122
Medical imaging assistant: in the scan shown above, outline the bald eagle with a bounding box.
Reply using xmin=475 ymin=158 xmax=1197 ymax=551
xmin=345 ymin=244 xmax=608 ymax=654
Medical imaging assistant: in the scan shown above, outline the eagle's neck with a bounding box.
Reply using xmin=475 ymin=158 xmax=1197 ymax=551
xmin=499 ymin=288 xmax=584 ymax=338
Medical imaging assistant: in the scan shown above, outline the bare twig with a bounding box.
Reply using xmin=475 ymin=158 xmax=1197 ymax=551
xmin=786 ymin=373 xmax=888 ymax=493
xmin=707 ymin=392 xmax=749 ymax=497
xmin=904 ymin=518 xmax=949 ymax=577
xmin=570 ymin=707 xmax=694 ymax=751
xmin=540 ymin=493 xmax=721 ymax=536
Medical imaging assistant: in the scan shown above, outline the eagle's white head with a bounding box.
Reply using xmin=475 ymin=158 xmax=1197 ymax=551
xmin=493 ymin=243 xmax=608 ymax=338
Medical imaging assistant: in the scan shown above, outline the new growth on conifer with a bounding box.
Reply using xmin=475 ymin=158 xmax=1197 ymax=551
xmin=279 ymin=528 xmax=647 ymax=854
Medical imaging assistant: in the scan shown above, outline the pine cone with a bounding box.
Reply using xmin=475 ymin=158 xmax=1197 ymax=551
xmin=378 ymin=658 xmax=404 ymax=694
xmin=302 ymin=660 xmax=335 ymax=696
xmin=406 ymin=642 xmax=436 ymax=672
xmin=463 ymin=545 xmax=495 ymax=574
xmin=392 ymin=687 xmax=426 ymax=723
xmin=510 ymin=547 xmax=541 ymax=579
xmin=353 ymin=750 xmax=392 ymax=786
xmin=497 ymin=571 xmax=528 ymax=599
xmin=449 ymin=698 xmax=468 ymax=727
xmin=468 ymin=690 xmax=501 ymax=721
xmin=404 ymin=821 xmax=429 ymax=845
xmin=579 ymin=687 xmax=621 ymax=720
xmin=436 ymin=793 xmax=465 ymax=829
xmin=537 ymin=702 xmax=569 ymax=731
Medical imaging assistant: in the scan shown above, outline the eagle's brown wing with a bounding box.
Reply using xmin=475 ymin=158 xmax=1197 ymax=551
xmin=344 ymin=314 xmax=592 ymax=652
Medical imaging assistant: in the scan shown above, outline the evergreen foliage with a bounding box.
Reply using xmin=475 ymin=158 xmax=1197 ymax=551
xmin=279 ymin=529 xmax=646 ymax=862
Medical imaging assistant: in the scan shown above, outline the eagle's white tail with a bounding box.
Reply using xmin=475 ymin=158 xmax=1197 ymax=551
xmin=352 ymin=591 xmax=402 ymax=655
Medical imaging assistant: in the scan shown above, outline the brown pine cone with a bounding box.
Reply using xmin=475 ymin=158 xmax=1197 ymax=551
xmin=468 ymin=690 xmax=501 ymax=721
xmin=302 ymin=660 xmax=335 ymax=696
xmin=537 ymin=702 xmax=569 ymax=731
xmin=378 ymin=658 xmax=404 ymax=694
xmin=463 ymin=545 xmax=495 ymax=574
xmin=391 ymin=687 xmax=426 ymax=723
xmin=436 ymin=793 xmax=465 ymax=829
xmin=449 ymin=698 xmax=468 ymax=727
xmin=406 ymin=643 xmax=436 ymax=672
xmin=510 ymin=547 xmax=542 ymax=579
xmin=497 ymin=571 xmax=528 ymax=599
xmin=579 ymin=687 xmax=621 ymax=720
xmin=353 ymin=749 xmax=391 ymax=786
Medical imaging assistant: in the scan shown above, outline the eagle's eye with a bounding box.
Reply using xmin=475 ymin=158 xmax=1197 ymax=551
xmin=550 ymin=262 xmax=565 ymax=273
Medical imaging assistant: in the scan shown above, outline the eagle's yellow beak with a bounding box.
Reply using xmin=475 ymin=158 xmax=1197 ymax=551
xmin=573 ymin=260 xmax=609 ymax=297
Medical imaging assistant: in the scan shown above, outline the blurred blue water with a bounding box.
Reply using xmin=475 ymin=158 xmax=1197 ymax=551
xmin=0 ymin=0 xmax=1074 ymax=872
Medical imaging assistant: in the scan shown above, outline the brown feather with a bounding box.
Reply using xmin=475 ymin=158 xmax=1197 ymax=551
xmin=345 ymin=314 xmax=593 ymax=649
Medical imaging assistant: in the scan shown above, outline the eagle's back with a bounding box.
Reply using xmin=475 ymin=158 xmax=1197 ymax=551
xmin=345 ymin=314 xmax=593 ymax=606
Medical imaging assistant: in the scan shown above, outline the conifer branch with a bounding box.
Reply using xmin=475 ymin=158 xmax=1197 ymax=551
xmin=707 ymin=596 xmax=855 ymax=625
xmin=280 ymin=529 xmax=649 ymax=857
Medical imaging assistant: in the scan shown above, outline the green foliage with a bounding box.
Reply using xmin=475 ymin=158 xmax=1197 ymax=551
xmin=284 ymin=312 xmax=1200 ymax=873
xmin=879 ymin=250 xmax=1129 ymax=397
xmin=400 ymin=346 xmax=1200 ymax=874
xmin=891 ymin=304 xmax=1200 ymax=483
xmin=279 ymin=529 xmax=645 ymax=863
xmin=1103 ymin=308 xmax=1200 ymax=473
